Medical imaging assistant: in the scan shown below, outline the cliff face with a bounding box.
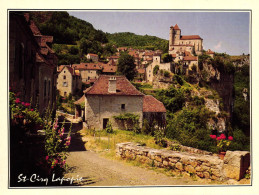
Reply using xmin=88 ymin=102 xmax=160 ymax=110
xmin=209 ymin=72 xmax=234 ymax=116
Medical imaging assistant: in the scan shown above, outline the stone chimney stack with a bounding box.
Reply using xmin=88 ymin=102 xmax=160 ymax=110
xmin=108 ymin=76 xmax=116 ymax=93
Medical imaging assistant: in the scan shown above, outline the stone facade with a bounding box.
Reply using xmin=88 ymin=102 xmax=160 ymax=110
xmin=9 ymin=12 xmax=57 ymax=115
xmin=85 ymin=95 xmax=143 ymax=130
xmin=116 ymin=142 xmax=251 ymax=182
xmin=169 ymin=24 xmax=203 ymax=56
xmin=57 ymin=66 xmax=82 ymax=97
xmin=146 ymin=55 xmax=171 ymax=83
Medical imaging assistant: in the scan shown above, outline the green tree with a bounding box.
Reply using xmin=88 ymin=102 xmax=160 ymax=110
xmin=162 ymin=53 xmax=172 ymax=63
xmin=153 ymin=65 xmax=159 ymax=75
xmin=117 ymin=52 xmax=136 ymax=81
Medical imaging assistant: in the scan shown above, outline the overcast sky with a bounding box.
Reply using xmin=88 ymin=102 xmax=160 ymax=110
xmin=68 ymin=11 xmax=250 ymax=56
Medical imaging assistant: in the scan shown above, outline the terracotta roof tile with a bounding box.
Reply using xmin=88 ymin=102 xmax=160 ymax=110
xmin=206 ymin=49 xmax=214 ymax=54
xmin=102 ymin=64 xmax=117 ymax=73
xmin=84 ymin=75 xmax=144 ymax=96
xmin=180 ymin=35 xmax=202 ymax=40
xmin=137 ymin=68 xmax=145 ymax=74
xmin=74 ymin=95 xmax=85 ymax=105
xmin=174 ymin=24 xmax=180 ymax=30
xmin=109 ymin=55 xmax=119 ymax=59
xmin=143 ymin=95 xmax=166 ymax=113
xmin=72 ymin=63 xmax=103 ymax=70
xmin=183 ymin=56 xmax=198 ymax=61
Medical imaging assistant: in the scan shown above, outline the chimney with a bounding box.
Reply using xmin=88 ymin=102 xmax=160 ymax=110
xmin=108 ymin=77 xmax=116 ymax=93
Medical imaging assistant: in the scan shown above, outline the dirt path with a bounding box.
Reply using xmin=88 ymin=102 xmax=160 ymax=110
xmin=64 ymin=150 xmax=218 ymax=186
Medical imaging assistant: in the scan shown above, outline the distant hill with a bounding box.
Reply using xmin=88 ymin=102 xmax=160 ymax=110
xmin=29 ymin=11 xmax=169 ymax=65
xmin=106 ymin=32 xmax=169 ymax=53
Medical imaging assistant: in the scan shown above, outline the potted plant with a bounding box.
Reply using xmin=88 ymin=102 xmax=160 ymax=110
xmin=210 ymin=133 xmax=233 ymax=160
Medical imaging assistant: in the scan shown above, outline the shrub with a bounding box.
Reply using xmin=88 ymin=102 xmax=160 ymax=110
xmin=164 ymin=70 xmax=170 ymax=77
xmin=153 ymin=65 xmax=159 ymax=75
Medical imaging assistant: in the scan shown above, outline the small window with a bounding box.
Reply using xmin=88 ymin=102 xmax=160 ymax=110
xmin=63 ymin=75 xmax=66 ymax=79
xmin=64 ymin=71 xmax=66 ymax=73
xmin=64 ymin=92 xmax=67 ymax=97
xmin=63 ymin=82 xmax=68 ymax=87
xmin=121 ymin=104 xmax=125 ymax=110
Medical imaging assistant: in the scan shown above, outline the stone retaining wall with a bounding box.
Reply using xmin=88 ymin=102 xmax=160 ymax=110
xmin=116 ymin=142 xmax=250 ymax=181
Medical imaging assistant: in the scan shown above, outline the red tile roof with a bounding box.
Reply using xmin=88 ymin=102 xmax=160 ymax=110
xmin=143 ymin=95 xmax=166 ymax=113
xmin=174 ymin=24 xmax=180 ymax=30
xmin=183 ymin=56 xmax=198 ymax=61
xmin=184 ymin=51 xmax=191 ymax=56
xmin=29 ymin=20 xmax=42 ymax=35
xmin=172 ymin=54 xmax=177 ymax=58
xmin=137 ymin=68 xmax=145 ymax=74
xmin=84 ymin=75 xmax=144 ymax=96
xmin=180 ymin=35 xmax=202 ymax=40
xmin=102 ymin=64 xmax=117 ymax=73
xmin=72 ymin=63 xmax=103 ymax=70
xmin=206 ymin=49 xmax=214 ymax=54
xmin=74 ymin=95 xmax=85 ymax=105
xmin=109 ymin=56 xmax=119 ymax=59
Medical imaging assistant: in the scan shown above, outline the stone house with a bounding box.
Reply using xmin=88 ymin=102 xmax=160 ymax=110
xmin=9 ymin=12 xmax=57 ymax=115
xmin=83 ymin=75 xmax=144 ymax=130
xmin=79 ymin=75 xmax=167 ymax=130
xmin=108 ymin=56 xmax=119 ymax=65
xmin=143 ymin=95 xmax=166 ymax=128
xmin=72 ymin=62 xmax=103 ymax=83
xmin=206 ymin=49 xmax=215 ymax=58
xmin=146 ymin=54 xmax=171 ymax=83
xmin=86 ymin=53 xmax=99 ymax=62
xmin=57 ymin=65 xmax=82 ymax=97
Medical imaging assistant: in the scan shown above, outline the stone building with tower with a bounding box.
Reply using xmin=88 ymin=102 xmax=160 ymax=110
xmin=169 ymin=24 xmax=203 ymax=56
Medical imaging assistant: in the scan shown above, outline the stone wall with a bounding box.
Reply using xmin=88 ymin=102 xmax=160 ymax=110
xmin=85 ymin=95 xmax=143 ymax=130
xmin=116 ymin=142 xmax=250 ymax=181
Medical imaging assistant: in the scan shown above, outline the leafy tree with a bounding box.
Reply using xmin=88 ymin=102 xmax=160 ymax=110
xmin=162 ymin=53 xmax=172 ymax=62
xmin=153 ymin=65 xmax=159 ymax=75
xmin=117 ymin=52 xmax=136 ymax=81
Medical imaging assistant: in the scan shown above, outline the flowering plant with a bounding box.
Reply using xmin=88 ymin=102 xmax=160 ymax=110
xmin=44 ymin=109 xmax=72 ymax=174
xmin=9 ymin=91 xmax=43 ymax=131
xmin=210 ymin=133 xmax=233 ymax=152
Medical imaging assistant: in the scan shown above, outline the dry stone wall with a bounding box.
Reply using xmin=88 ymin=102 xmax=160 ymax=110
xmin=116 ymin=142 xmax=250 ymax=181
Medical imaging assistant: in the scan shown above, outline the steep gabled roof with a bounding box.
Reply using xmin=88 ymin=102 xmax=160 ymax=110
xmin=84 ymin=75 xmax=144 ymax=96
xmin=180 ymin=35 xmax=202 ymax=40
xmin=74 ymin=95 xmax=85 ymax=105
xmin=174 ymin=24 xmax=180 ymax=30
xmin=143 ymin=95 xmax=166 ymax=113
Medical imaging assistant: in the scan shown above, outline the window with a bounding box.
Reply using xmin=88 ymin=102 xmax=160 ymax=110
xmin=63 ymin=82 xmax=68 ymax=87
xmin=44 ymin=80 xmax=47 ymax=97
xmin=121 ymin=104 xmax=125 ymax=110
xmin=64 ymin=92 xmax=67 ymax=97
xmin=63 ymin=75 xmax=66 ymax=79
xmin=64 ymin=71 xmax=66 ymax=73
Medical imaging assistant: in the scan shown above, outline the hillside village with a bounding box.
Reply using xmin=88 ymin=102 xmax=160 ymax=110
xmin=9 ymin=11 xmax=251 ymax=186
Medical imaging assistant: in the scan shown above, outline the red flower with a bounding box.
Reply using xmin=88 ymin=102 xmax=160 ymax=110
xmin=210 ymin=134 xmax=216 ymax=139
xmin=220 ymin=134 xmax=226 ymax=139
xmin=46 ymin=156 xmax=49 ymax=161
xmin=31 ymin=109 xmax=34 ymax=111
xmin=15 ymin=98 xmax=20 ymax=104
xmin=217 ymin=137 xmax=221 ymax=141
xmin=25 ymin=103 xmax=30 ymax=107
xmin=22 ymin=102 xmax=25 ymax=105
xmin=228 ymin=136 xmax=233 ymax=141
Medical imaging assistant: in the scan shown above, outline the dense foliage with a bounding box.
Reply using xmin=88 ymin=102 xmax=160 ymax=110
xmin=117 ymin=52 xmax=136 ymax=80
xmin=107 ymin=32 xmax=169 ymax=53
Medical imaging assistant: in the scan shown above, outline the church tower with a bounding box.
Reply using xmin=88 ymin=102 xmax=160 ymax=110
xmin=173 ymin=24 xmax=181 ymax=45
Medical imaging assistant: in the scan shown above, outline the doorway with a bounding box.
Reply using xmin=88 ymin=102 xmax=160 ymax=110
xmin=103 ymin=118 xmax=109 ymax=129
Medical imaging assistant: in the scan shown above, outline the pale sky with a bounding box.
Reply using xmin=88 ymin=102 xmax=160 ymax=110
xmin=68 ymin=11 xmax=250 ymax=56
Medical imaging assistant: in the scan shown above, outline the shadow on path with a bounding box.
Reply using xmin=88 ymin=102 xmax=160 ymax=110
xmin=58 ymin=116 xmax=87 ymax=152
